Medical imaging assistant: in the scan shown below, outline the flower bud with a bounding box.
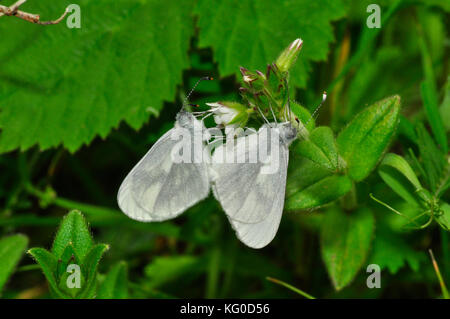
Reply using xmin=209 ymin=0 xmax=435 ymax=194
xmin=275 ymin=38 xmax=303 ymax=73
xmin=206 ymin=101 xmax=248 ymax=128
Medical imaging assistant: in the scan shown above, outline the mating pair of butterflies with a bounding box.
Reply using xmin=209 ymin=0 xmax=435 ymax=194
xmin=117 ymin=109 xmax=298 ymax=249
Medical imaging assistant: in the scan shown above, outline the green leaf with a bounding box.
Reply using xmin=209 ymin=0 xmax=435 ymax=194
xmin=378 ymin=153 xmax=422 ymax=207
xmin=28 ymin=247 xmax=66 ymax=298
xmin=286 ymin=157 xmax=351 ymax=210
xmin=0 ymin=0 xmax=195 ymax=153
xmin=440 ymin=76 xmax=450 ymax=132
xmin=321 ymin=207 xmax=375 ymax=291
xmin=144 ymin=255 xmax=203 ymax=289
xmin=58 ymin=265 xmax=86 ymax=298
xmin=0 ymin=234 xmax=28 ymax=293
xmin=52 ymin=210 xmax=93 ymax=261
xmin=369 ymin=226 xmax=425 ymax=274
xmin=416 ymin=124 xmax=447 ymax=193
xmin=286 ymin=174 xmax=352 ymax=210
xmin=437 ymin=202 xmax=450 ymax=230
xmin=295 ymin=126 xmax=340 ymax=171
xmin=56 ymin=244 xmax=80 ymax=281
xmin=337 ymin=95 xmax=401 ymax=181
xmin=421 ymin=80 xmax=448 ymax=153
xmin=194 ymin=0 xmax=346 ymax=88
xmin=98 ymin=262 xmax=128 ymax=299
xmin=291 ymin=101 xmax=315 ymax=135
xmin=79 ymin=244 xmax=109 ymax=298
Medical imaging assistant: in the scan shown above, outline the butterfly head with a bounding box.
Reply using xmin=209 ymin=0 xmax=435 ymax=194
xmin=278 ymin=122 xmax=297 ymax=146
xmin=176 ymin=110 xmax=196 ymax=128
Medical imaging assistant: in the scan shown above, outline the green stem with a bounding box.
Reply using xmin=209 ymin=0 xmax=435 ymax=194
xmin=23 ymin=183 xmax=182 ymax=238
xmin=206 ymin=247 xmax=220 ymax=298
xmin=428 ymin=249 xmax=449 ymax=299
xmin=441 ymin=229 xmax=449 ymax=284
xmin=266 ymin=277 xmax=315 ymax=299
xmin=16 ymin=264 xmax=41 ymax=272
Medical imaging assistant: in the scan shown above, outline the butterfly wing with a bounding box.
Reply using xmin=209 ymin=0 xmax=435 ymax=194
xmin=117 ymin=117 xmax=210 ymax=222
xmin=211 ymin=127 xmax=289 ymax=248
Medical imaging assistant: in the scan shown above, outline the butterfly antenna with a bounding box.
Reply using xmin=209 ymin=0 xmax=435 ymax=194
xmin=285 ymin=78 xmax=292 ymax=123
xmin=268 ymin=101 xmax=278 ymax=124
xmin=254 ymin=105 xmax=271 ymax=126
xmin=182 ymin=76 xmax=214 ymax=110
xmin=304 ymin=91 xmax=327 ymax=127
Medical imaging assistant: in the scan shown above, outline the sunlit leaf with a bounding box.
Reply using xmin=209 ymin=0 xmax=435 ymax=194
xmin=0 ymin=0 xmax=195 ymax=153
xmin=337 ymin=95 xmax=401 ymax=181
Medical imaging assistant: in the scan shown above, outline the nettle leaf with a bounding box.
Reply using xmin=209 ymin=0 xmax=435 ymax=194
xmin=98 ymin=262 xmax=128 ymax=299
xmin=28 ymin=247 xmax=66 ymax=298
xmin=52 ymin=210 xmax=93 ymax=261
xmin=286 ymin=157 xmax=352 ymax=210
xmin=378 ymin=153 xmax=422 ymax=207
xmin=0 ymin=0 xmax=195 ymax=153
xmin=194 ymin=0 xmax=346 ymax=88
xmin=337 ymin=95 xmax=401 ymax=182
xmin=320 ymin=207 xmax=375 ymax=291
xmin=295 ymin=126 xmax=340 ymax=171
xmin=0 ymin=234 xmax=28 ymax=293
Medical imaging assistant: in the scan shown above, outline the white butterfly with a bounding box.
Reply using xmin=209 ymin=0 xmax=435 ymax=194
xmin=210 ymin=122 xmax=298 ymax=248
xmin=117 ymin=111 xmax=211 ymax=221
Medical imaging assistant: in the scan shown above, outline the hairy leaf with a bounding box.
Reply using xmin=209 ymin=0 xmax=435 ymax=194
xmin=337 ymin=95 xmax=401 ymax=181
xmin=194 ymin=0 xmax=345 ymax=88
xmin=321 ymin=207 xmax=375 ymax=291
xmin=295 ymin=126 xmax=339 ymax=171
xmin=286 ymin=174 xmax=352 ymax=210
xmin=286 ymin=157 xmax=351 ymax=210
xmin=28 ymin=247 xmax=66 ymax=298
xmin=0 ymin=0 xmax=194 ymax=153
xmin=52 ymin=210 xmax=93 ymax=261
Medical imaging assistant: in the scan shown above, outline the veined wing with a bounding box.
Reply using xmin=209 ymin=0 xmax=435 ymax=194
xmin=211 ymin=126 xmax=287 ymax=224
xmin=118 ymin=119 xmax=210 ymax=222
